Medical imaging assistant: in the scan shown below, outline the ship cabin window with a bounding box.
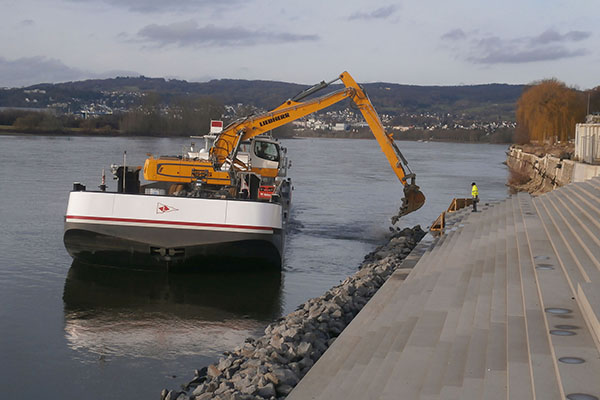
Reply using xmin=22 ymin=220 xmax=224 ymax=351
xmin=254 ymin=141 xmax=280 ymax=162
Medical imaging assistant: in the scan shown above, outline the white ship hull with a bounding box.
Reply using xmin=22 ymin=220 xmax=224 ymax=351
xmin=64 ymin=191 xmax=286 ymax=269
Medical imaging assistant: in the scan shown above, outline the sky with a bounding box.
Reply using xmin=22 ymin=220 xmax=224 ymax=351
xmin=1 ymin=0 xmax=599 ymax=89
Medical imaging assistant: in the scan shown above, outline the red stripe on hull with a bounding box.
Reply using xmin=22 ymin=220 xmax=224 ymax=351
xmin=65 ymin=215 xmax=274 ymax=231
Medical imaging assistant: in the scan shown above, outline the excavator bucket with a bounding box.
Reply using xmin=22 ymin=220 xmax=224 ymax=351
xmin=392 ymin=183 xmax=426 ymax=224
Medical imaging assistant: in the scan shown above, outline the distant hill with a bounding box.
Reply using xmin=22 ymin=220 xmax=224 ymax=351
xmin=0 ymin=76 xmax=525 ymax=120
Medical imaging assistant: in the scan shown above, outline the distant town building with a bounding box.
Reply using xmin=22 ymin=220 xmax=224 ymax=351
xmin=332 ymin=123 xmax=348 ymax=131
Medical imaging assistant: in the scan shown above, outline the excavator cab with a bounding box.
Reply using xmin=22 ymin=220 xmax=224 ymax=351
xmin=248 ymin=137 xmax=282 ymax=179
xmin=252 ymin=139 xmax=280 ymax=163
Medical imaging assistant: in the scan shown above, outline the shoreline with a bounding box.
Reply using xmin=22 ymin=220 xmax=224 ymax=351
xmin=161 ymin=225 xmax=427 ymax=400
xmin=506 ymin=144 xmax=600 ymax=195
xmin=0 ymin=130 xmax=513 ymax=144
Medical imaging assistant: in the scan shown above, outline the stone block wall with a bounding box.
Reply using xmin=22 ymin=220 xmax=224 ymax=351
xmin=507 ymin=146 xmax=600 ymax=194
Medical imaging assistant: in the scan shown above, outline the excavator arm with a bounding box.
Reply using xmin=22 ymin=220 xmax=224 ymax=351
xmin=144 ymin=71 xmax=424 ymax=220
xmin=210 ymin=86 xmax=355 ymax=166
xmin=338 ymin=72 xmax=425 ymax=219
xmin=210 ymin=71 xmax=425 ymax=219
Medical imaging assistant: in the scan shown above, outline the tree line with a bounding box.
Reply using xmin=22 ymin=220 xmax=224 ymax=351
xmin=515 ymin=80 xmax=600 ymax=144
xmin=0 ymin=93 xmax=224 ymax=136
xmin=119 ymin=93 xmax=223 ymax=135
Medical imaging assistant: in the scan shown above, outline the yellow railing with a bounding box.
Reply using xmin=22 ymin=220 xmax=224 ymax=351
xmin=430 ymin=198 xmax=473 ymax=233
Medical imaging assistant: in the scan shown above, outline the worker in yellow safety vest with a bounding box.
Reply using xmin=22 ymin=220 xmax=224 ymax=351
xmin=471 ymin=182 xmax=479 ymax=212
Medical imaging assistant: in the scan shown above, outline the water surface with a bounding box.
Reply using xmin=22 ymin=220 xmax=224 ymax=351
xmin=0 ymin=135 xmax=508 ymax=398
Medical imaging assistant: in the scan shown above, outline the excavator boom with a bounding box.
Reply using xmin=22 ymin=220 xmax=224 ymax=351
xmin=145 ymin=71 xmax=425 ymax=221
xmin=210 ymin=87 xmax=355 ymax=165
xmin=337 ymin=72 xmax=426 ymax=219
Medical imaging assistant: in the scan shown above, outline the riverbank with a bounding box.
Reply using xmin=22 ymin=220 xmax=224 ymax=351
xmin=0 ymin=125 xmax=126 ymax=136
xmin=0 ymin=125 xmax=509 ymax=144
xmin=290 ymin=127 xmax=513 ymax=144
xmin=506 ymin=144 xmax=600 ymax=195
xmin=161 ymin=225 xmax=426 ymax=400
xmin=0 ymin=125 xmax=513 ymax=144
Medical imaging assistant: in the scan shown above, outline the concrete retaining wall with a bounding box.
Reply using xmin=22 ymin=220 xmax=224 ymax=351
xmin=507 ymin=146 xmax=600 ymax=194
xmin=573 ymin=162 xmax=600 ymax=182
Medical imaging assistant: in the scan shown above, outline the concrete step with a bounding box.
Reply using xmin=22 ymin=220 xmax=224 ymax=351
xmin=406 ymin=228 xmax=466 ymax=281
xmin=513 ymin=193 xmax=563 ymax=399
xmin=296 ymin=265 xmax=415 ymax=398
xmin=417 ymin=205 xmax=496 ymax=400
xmin=288 ymin=212 xmax=473 ymax=399
xmin=419 ymin=207 xmax=497 ymax=399
xmin=504 ymin=196 xmax=535 ymax=399
xmin=535 ymin=193 xmax=600 ymax=349
xmin=573 ymin=180 xmax=600 ymax=201
xmin=335 ymin=213 xmax=485 ymax=400
xmin=481 ymin=200 xmax=509 ymax=400
xmin=429 ymin=203 xmax=499 ymax=400
xmin=289 ymin=181 xmax=600 ymax=400
xmin=548 ymin=189 xmax=600 ymax=269
xmin=533 ymin=195 xmax=596 ymax=293
xmin=562 ymin=184 xmax=600 ymax=223
xmin=455 ymin=202 xmax=504 ymax=400
xmin=553 ymin=184 xmax=600 ymax=237
xmin=535 ymin=194 xmax=600 ymax=285
xmin=351 ymin=205 xmax=490 ymax=399
xmin=586 ymin=176 xmax=600 ymax=189
xmin=286 ymin=240 xmax=435 ymax=399
xmin=333 ymin=288 xmax=445 ymax=397
xmin=577 ymin=282 xmax=600 ymax=349
xmin=519 ymin=192 xmax=600 ymax=399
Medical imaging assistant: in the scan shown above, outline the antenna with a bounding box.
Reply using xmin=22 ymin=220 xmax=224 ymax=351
xmin=122 ymin=151 xmax=127 ymax=193
xmin=587 ymin=92 xmax=591 ymax=116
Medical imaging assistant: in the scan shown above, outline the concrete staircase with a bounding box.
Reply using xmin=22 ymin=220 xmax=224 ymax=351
xmin=288 ymin=177 xmax=600 ymax=400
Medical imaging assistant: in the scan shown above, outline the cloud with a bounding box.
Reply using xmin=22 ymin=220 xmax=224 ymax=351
xmin=67 ymin=0 xmax=240 ymax=13
xmin=442 ymin=28 xmax=591 ymax=64
xmin=0 ymin=56 xmax=86 ymax=87
xmin=441 ymin=29 xmax=466 ymax=41
xmin=135 ymin=20 xmax=319 ymax=47
xmin=19 ymin=19 xmax=35 ymax=27
xmin=531 ymin=29 xmax=591 ymax=45
xmin=0 ymin=56 xmax=138 ymax=87
xmin=348 ymin=5 xmax=399 ymax=20
xmin=471 ymin=46 xmax=588 ymax=64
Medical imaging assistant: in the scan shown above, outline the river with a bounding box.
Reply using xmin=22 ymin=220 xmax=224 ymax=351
xmin=0 ymin=135 xmax=509 ymax=399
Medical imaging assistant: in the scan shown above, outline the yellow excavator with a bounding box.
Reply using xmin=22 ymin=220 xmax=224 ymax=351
xmin=143 ymin=71 xmax=425 ymax=220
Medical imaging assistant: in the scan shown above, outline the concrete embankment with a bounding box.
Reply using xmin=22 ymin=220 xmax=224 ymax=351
xmin=161 ymin=225 xmax=426 ymax=400
xmin=507 ymin=145 xmax=600 ymax=195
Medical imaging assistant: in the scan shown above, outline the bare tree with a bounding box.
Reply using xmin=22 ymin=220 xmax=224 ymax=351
xmin=516 ymin=79 xmax=586 ymax=144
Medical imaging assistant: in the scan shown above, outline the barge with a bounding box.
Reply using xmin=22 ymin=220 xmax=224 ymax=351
xmin=64 ymin=132 xmax=291 ymax=270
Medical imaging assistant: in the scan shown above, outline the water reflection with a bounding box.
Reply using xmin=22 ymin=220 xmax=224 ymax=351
xmin=63 ymin=261 xmax=283 ymax=360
